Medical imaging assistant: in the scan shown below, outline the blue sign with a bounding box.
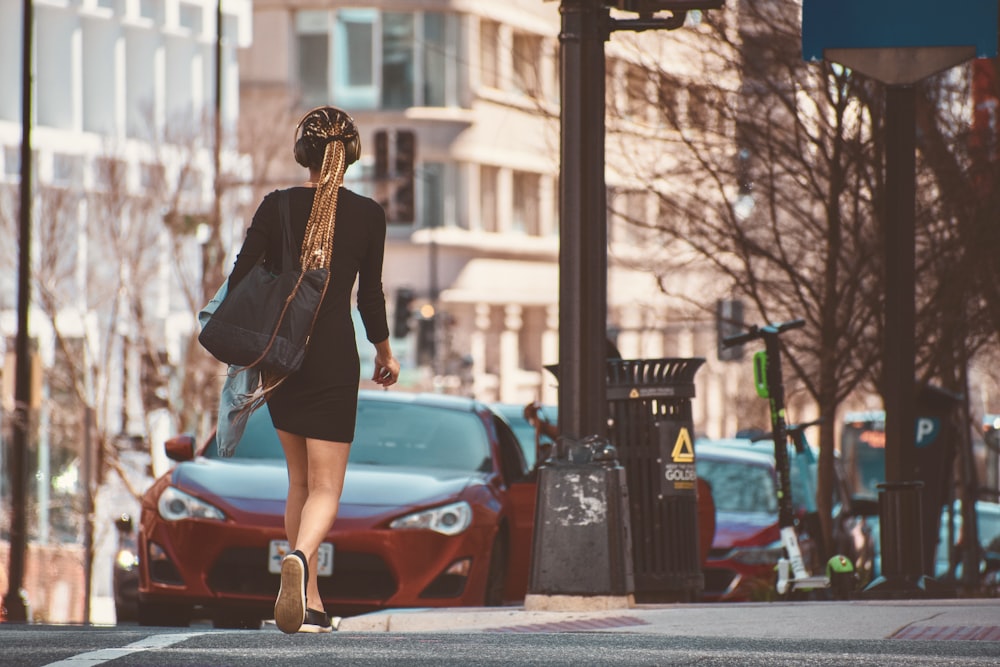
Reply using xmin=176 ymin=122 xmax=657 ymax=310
xmin=803 ymin=0 xmax=999 ymax=62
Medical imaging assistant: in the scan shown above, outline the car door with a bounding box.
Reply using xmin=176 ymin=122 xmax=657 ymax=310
xmin=491 ymin=414 xmax=536 ymax=601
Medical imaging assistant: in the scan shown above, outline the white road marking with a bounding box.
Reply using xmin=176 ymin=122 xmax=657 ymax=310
xmin=43 ymin=632 xmax=212 ymax=667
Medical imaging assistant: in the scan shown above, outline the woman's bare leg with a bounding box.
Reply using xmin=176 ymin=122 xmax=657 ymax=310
xmin=277 ymin=429 xmax=350 ymax=612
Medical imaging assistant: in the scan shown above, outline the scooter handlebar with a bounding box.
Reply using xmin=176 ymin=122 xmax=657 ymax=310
xmin=722 ymin=318 xmax=806 ymax=348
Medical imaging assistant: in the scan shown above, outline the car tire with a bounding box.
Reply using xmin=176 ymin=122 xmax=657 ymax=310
xmin=484 ymin=529 xmax=508 ymax=606
xmin=212 ymin=611 xmax=263 ymax=630
xmin=137 ymin=600 xmax=192 ymax=627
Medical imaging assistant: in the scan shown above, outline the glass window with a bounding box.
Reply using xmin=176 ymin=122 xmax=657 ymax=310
xmin=512 ymin=171 xmax=540 ymax=235
xmin=423 ymin=13 xmax=447 ymax=107
xmin=479 ymin=165 xmax=498 ymax=232
xmin=297 ymin=11 xmax=330 ymax=109
xmin=333 ymin=9 xmax=378 ymax=109
xmin=421 ymin=162 xmax=444 ymax=228
xmin=178 ymin=2 xmax=202 ymax=33
xmin=480 ymin=20 xmax=499 ymax=89
xmin=52 ymin=154 xmax=83 ymax=186
xmin=382 ymin=13 xmax=415 ymax=109
xmin=208 ymin=402 xmax=491 ymax=474
xmin=625 ymin=65 xmax=648 ymax=121
xmin=4 ymin=146 xmax=20 ymax=177
xmin=695 ymin=459 xmax=778 ymax=514
xmin=512 ymin=33 xmax=541 ymax=96
xmin=139 ymin=0 xmax=159 ymax=21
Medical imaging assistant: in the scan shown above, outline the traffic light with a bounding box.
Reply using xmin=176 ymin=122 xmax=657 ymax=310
xmin=395 ymin=130 xmax=416 ymax=223
xmin=613 ymin=1 xmax=724 ymax=15
xmin=374 ymin=130 xmax=389 ymax=180
xmin=416 ymin=315 xmax=436 ymax=366
xmin=393 ymin=287 xmax=415 ymax=339
xmin=716 ymin=298 xmax=744 ymax=362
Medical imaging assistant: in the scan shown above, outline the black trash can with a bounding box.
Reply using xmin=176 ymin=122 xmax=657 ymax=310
xmin=606 ymin=357 xmax=706 ymax=602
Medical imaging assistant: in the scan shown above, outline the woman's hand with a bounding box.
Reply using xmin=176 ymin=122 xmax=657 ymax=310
xmin=372 ymin=339 xmax=400 ymax=388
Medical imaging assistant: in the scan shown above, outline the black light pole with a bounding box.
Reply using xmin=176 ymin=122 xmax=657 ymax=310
xmin=557 ymin=0 xmax=609 ymax=443
xmin=3 ymin=0 xmax=34 ymax=623
xmin=203 ymin=0 xmax=224 ymax=304
xmin=882 ymin=84 xmax=917 ymax=486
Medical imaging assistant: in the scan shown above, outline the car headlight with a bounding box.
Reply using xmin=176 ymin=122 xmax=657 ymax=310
xmin=115 ymin=549 xmax=138 ymax=571
xmin=157 ymin=486 xmax=225 ymax=522
xmin=389 ymin=501 xmax=472 ymax=536
xmin=728 ymin=542 xmax=784 ymax=566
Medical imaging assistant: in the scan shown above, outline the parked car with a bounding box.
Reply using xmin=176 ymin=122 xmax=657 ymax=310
xmin=112 ymin=514 xmax=140 ymax=623
xmin=935 ymin=500 xmax=1000 ymax=586
xmin=136 ymin=390 xmax=536 ymax=628
xmin=695 ymin=438 xmax=876 ymax=601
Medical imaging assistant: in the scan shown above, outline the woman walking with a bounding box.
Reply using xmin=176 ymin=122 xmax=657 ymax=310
xmin=227 ymin=106 xmax=400 ymax=633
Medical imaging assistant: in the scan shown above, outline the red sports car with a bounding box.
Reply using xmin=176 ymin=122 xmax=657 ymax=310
xmin=136 ymin=391 xmax=537 ymax=628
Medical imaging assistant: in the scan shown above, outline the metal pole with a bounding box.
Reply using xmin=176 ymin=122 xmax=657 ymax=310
xmin=557 ymin=0 xmax=608 ymax=443
xmin=204 ymin=0 xmax=224 ymax=303
xmin=866 ymin=83 xmax=925 ymax=596
xmin=3 ymin=0 xmax=34 ymax=623
xmin=882 ymin=84 xmax=917 ymax=485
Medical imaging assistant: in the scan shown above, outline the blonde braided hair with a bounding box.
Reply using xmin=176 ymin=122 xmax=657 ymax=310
xmin=295 ymin=106 xmax=359 ymax=270
xmin=237 ymin=107 xmax=359 ymax=411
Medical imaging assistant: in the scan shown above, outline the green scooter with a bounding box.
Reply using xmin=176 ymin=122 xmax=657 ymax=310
xmin=723 ymin=318 xmax=856 ymax=599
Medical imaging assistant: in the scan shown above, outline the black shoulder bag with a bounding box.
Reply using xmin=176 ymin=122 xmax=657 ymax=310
xmin=199 ymin=190 xmax=329 ymax=375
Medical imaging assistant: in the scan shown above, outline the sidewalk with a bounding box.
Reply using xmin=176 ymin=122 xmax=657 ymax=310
xmin=339 ymin=598 xmax=1000 ymax=641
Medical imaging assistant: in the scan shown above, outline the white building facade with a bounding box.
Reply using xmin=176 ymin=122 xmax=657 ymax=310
xmin=0 ymin=0 xmax=252 ymax=621
xmin=239 ymin=0 xmax=747 ymax=437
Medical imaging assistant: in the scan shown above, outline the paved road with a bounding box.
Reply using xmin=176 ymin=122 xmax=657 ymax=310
xmin=3 ymin=599 xmax=999 ymax=667
xmin=1 ymin=625 xmax=998 ymax=667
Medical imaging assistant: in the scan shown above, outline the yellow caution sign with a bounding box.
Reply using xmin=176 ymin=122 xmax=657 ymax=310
xmin=671 ymin=427 xmax=694 ymax=463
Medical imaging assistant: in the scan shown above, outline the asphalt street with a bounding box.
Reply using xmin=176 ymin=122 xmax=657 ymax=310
xmin=1 ymin=599 xmax=998 ymax=667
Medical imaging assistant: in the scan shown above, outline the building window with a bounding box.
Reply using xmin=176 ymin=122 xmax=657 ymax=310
xmin=178 ymin=3 xmax=202 ymax=34
xmin=479 ymin=165 xmax=498 ymax=232
xmin=297 ymin=11 xmax=332 ymax=110
xmin=381 ymin=13 xmax=415 ymax=109
xmin=480 ymin=20 xmax=499 ymax=89
xmin=139 ymin=0 xmax=159 ymax=21
xmin=512 ymin=33 xmax=541 ymax=97
xmin=53 ymin=154 xmax=83 ymax=187
xmin=140 ymin=163 xmax=165 ymax=191
xmin=94 ymin=157 xmax=127 ymax=192
xmin=420 ymin=162 xmax=463 ymax=230
xmin=298 ymin=9 xmax=464 ymax=111
xmin=625 ymin=65 xmax=648 ymax=122
xmin=4 ymin=146 xmax=20 ymax=178
xmin=512 ymin=171 xmax=540 ymax=235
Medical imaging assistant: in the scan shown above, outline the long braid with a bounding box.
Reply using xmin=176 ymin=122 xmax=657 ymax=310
xmin=239 ymin=109 xmax=353 ymax=412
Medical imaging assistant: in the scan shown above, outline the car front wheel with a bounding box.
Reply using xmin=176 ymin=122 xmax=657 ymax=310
xmin=484 ymin=530 xmax=508 ymax=606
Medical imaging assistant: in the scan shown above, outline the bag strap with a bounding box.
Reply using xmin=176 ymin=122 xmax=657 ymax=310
xmin=278 ymin=189 xmax=298 ymax=271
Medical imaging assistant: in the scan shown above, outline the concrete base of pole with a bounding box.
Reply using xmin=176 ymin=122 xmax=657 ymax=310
xmin=524 ymin=593 xmax=635 ymax=612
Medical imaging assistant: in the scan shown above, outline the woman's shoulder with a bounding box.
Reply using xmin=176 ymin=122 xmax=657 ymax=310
xmin=339 ymin=188 xmax=386 ymax=219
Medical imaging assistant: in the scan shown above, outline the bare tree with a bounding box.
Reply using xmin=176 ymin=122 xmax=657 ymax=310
xmin=605 ymin=5 xmax=887 ymax=553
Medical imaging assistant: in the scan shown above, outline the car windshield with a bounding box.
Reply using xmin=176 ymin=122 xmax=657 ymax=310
xmin=696 ymin=458 xmax=779 ymax=514
xmin=204 ymin=401 xmax=491 ymax=473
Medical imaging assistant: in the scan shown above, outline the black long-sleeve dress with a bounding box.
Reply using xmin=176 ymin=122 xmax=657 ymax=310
xmin=228 ymin=186 xmax=390 ymax=442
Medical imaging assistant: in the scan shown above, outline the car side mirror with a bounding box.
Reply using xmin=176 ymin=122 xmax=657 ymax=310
xmin=115 ymin=513 xmax=133 ymax=533
xmin=164 ymin=434 xmax=196 ymax=462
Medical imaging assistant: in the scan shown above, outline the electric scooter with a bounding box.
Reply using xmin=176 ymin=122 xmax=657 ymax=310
xmin=723 ymin=318 xmax=856 ymax=599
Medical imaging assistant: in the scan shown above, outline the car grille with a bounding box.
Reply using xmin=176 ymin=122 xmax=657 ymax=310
xmin=207 ymin=547 xmax=397 ymax=600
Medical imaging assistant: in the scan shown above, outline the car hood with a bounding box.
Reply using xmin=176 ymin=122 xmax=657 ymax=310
xmin=171 ymin=459 xmax=480 ymax=516
xmin=712 ymin=510 xmax=780 ymax=548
